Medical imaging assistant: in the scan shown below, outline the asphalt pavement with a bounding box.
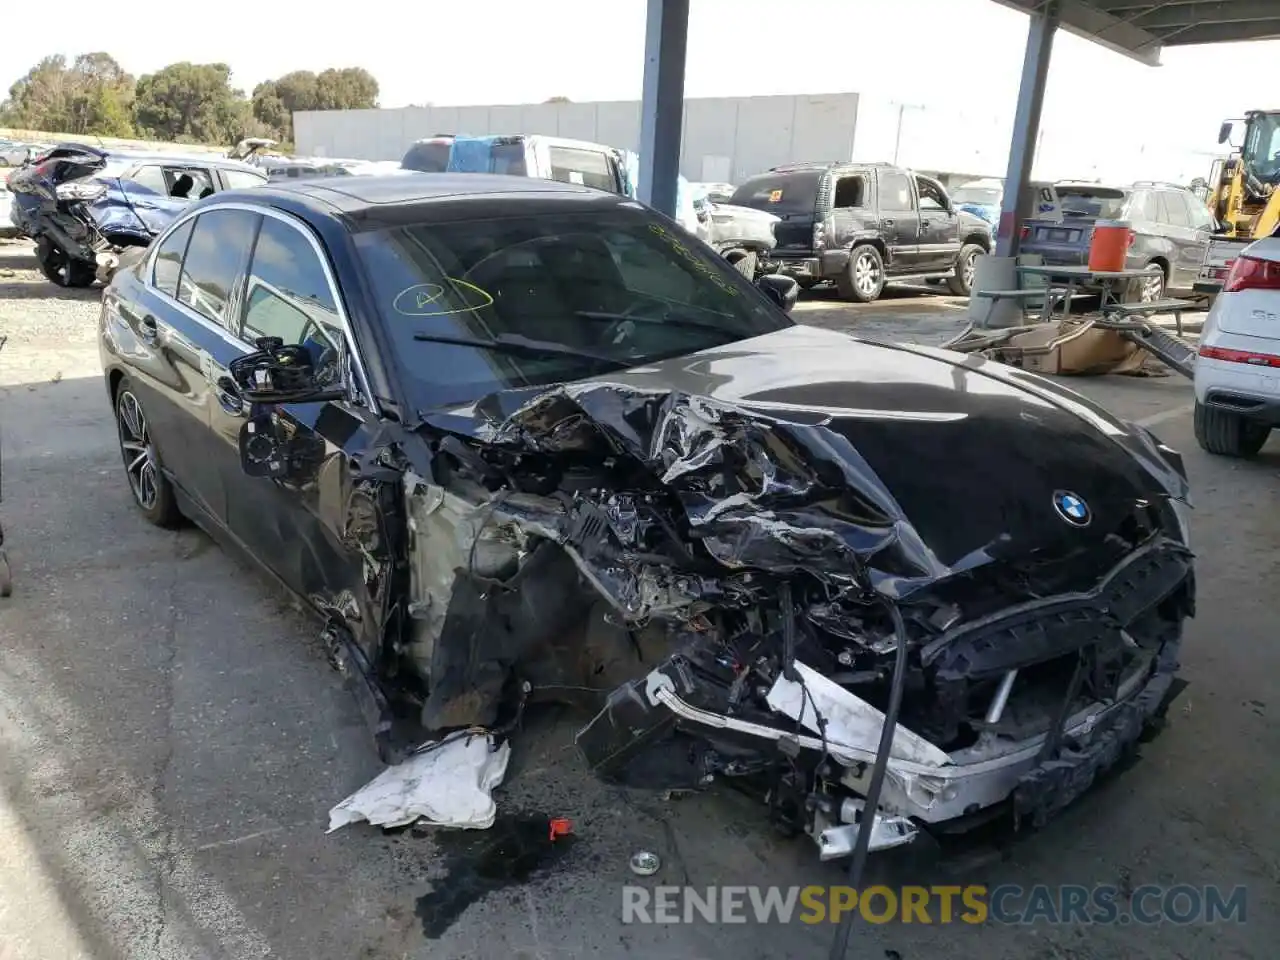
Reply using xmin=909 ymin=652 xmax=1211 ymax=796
xmin=1 ymin=240 xmax=1277 ymax=960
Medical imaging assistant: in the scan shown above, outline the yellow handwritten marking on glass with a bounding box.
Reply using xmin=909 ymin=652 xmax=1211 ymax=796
xmin=392 ymin=279 xmax=495 ymax=318
xmin=647 ymin=223 xmax=738 ymax=296
xmin=768 ymin=189 xmax=783 ymax=202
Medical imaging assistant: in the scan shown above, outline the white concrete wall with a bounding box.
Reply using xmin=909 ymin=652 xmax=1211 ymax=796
xmin=294 ymin=93 xmax=860 ymax=183
xmin=294 ymin=90 xmax=1218 ymax=189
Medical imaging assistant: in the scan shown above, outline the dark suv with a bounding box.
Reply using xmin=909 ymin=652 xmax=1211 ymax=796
xmin=728 ymin=161 xmax=992 ymax=302
xmin=1020 ymin=181 xmax=1216 ymax=301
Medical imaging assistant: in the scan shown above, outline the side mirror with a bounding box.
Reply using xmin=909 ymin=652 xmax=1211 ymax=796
xmin=1218 ymin=121 xmax=1232 ymax=145
xmin=228 ymin=336 xmax=346 ymax=404
xmin=756 ymin=273 xmax=799 ymax=313
xmin=238 ymin=411 xmax=325 ymax=481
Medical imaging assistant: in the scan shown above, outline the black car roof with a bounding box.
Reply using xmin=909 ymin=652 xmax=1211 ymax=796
xmin=209 ymin=173 xmax=635 ymax=228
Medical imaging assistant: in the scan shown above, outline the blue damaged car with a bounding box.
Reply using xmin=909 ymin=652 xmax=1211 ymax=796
xmin=7 ymin=143 xmax=267 ymax=287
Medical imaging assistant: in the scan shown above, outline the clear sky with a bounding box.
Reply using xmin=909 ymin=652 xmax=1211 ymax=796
xmin=9 ymin=0 xmax=1278 ymax=157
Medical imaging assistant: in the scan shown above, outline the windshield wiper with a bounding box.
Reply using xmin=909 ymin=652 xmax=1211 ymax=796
xmin=411 ymin=331 xmax=630 ymax=368
xmin=575 ymin=309 xmax=734 ymax=336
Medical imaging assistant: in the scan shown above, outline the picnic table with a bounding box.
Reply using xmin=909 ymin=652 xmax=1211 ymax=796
xmin=1015 ymin=264 xmax=1160 ymax=318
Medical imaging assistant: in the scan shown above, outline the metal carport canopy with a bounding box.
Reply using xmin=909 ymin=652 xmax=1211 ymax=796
xmin=983 ymin=0 xmax=1280 ymax=302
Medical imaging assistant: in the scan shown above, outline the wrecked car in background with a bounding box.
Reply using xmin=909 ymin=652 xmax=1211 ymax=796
xmin=98 ymin=173 xmax=1194 ymax=859
xmin=689 ymin=183 xmax=779 ymax=279
xmin=7 ymin=143 xmax=267 ymax=286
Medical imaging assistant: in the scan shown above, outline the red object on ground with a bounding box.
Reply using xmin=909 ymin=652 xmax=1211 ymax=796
xmin=548 ymin=817 xmax=574 ymax=841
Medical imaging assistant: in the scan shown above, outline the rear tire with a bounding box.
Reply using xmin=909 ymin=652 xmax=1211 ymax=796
xmin=946 ymin=243 xmax=984 ymax=296
xmin=114 ymin=378 xmax=183 ymax=528
xmin=836 ymin=244 xmax=885 ymax=303
xmin=729 ymin=250 xmax=757 ymax=279
xmin=1194 ymin=401 xmax=1270 ymax=458
xmin=36 ymin=239 xmax=96 ymax=288
xmin=1124 ymin=263 xmax=1165 ymax=304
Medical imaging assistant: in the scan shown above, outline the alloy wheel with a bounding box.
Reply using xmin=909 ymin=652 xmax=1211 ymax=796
xmin=117 ymin=390 xmax=159 ymax=510
xmin=1141 ymin=269 xmax=1163 ymax=303
xmin=962 ymin=251 xmax=977 ymax=290
xmin=854 ymin=252 xmax=881 ymax=297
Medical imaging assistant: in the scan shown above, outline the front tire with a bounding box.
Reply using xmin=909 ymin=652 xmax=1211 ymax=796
xmin=947 ymin=243 xmax=984 ymax=296
xmin=836 ymin=244 xmax=885 ymax=303
xmin=1194 ymin=401 xmax=1270 ymax=458
xmin=115 ymin=379 xmax=182 ymax=527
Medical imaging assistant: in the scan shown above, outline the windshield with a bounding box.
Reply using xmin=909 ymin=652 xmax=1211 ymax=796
xmin=951 ymin=186 xmax=1001 ymax=205
xmin=730 ymin=171 xmax=822 ymax=216
xmin=353 ymin=206 xmax=791 ymax=410
xmin=1242 ymin=112 xmax=1280 ymax=185
xmin=1056 ymin=187 xmax=1129 ymax=219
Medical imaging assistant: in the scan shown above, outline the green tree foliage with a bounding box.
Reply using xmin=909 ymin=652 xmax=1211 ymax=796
xmin=1 ymin=52 xmax=135 ymax=136
xmin=1 ymin=54 xmax=379 ymax=146
xmin=252 ymin=67 xmax=378 ymax=141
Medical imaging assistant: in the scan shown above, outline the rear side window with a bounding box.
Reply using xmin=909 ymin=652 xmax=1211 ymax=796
xmin=223 ymin=168 xmax=268 ymax=189
xmin=1160 ymin=191 xmax=1191 ymax=227
xmin=129 ymin=165 xmax=168 ymax=195
xmin=1130 ymin=190 xmax=1160 ymax=222
xmin=152 ymin=218 xmax=195 ymax=298
xmin=401 ymin=140 xmax=452 ymax=172
xmin=178 ymin=209 xmax=260 ymax=330
xmin=730 ymin=171 xmax=822 ymax=215
xmin=878 ymin=171 xmax=914 ymax=212
xmin=547 ymin=146 xmax=618 ymax=192
xmin=240 ymin=216 xmax=342 ymax=355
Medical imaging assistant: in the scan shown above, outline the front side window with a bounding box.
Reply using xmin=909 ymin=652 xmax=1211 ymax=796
xmin=353 ymin=207 xmax=790 ymax=409
xmin=916 ymin=177 xmax=947 ymax=211
xmin=152 ymin=218 xmax=195 ymax=297
xmin=547 ymin=146 xmax=618 ymax=192
xmin=177 ymin=209 xmax=260 ymax=329
xmin=240 ymin=217 xmax=343 ymax=384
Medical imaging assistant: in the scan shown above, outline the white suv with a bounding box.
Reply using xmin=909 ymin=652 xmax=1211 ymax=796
xmin=1193 ymin=231 xmax=1280 ymax=457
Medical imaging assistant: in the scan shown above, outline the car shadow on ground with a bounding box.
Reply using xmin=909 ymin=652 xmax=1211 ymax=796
xmin=0 ymin=280 xmax=101 ymax=303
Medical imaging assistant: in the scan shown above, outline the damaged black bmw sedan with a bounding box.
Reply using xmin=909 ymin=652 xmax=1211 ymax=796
xmin=98 ymin=174 xmax=1194 ymax=860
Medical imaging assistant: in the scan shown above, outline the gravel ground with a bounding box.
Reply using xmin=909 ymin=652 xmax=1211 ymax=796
xmin=1 ymin=237 xmax=1278 ymax=960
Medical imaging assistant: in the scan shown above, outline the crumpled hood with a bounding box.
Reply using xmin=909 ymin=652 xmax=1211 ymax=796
xmin=438 ymin=325 xmax=1187 ymax=598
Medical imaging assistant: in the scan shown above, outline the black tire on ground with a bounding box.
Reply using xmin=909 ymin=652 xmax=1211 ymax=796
xmin=729 ymin=250 xmax=757 ymax=279
xmin=836 ymin=244 xmax=886 ymax=303
xmin=1193 ymin=401 xmax=1271 ymax=458
xmin=36 ymin=239 xmax=96 ymax=288
xmin=114 ymin=377 xmax=183 ymax=528
xmin=947 ymin=243 xmax=985 ymax=296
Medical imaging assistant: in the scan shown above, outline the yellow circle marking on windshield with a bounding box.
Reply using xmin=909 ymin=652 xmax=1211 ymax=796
xmin=392 ymin=279 xmax=495 ymax=317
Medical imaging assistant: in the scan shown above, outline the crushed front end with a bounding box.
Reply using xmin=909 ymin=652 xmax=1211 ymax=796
xmin=392 ymin=369 xmax=1193 ymax=859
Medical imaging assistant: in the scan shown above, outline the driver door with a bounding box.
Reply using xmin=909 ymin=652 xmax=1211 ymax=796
xmin=203 ymin=211 xmax=376 ymax=611
xmin=915 ymin=176 xmax=961 ymax=273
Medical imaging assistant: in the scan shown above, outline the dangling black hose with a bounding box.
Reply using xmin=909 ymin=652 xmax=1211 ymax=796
xmin=827 ymin=600 xmax=910 ymax=960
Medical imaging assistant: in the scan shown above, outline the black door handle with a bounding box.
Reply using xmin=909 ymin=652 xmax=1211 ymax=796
xmin=883 ymin=219 xmax=895 ymax=226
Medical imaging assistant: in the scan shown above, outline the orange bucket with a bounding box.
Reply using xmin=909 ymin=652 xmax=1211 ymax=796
xmin=1088 ymin=219 xmax=1132 ymax=273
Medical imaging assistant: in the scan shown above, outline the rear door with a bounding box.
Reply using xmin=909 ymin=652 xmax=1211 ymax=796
xmin=729 ymin=171 xmax=824 ymax=258
xmin=874 ymin=168 xmax=920 ymax=271
xmin=118 ymin=208 xmax=259 ymax=522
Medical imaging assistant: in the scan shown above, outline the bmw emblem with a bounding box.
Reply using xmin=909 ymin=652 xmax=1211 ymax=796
xmin=1053 ymin=490 xmax=1091 ymax=527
